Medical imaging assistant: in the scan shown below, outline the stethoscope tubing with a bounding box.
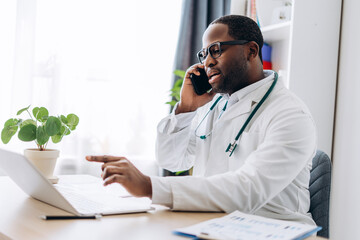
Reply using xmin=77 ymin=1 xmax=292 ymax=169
xmin=195 ymin=71 xmax=278 ymax=157
xmin=226 ymin=71 xmax=278 ymax=156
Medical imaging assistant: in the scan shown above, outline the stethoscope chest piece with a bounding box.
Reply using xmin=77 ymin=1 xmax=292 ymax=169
xmin=226 ymin=141 xmax=238 ymax=157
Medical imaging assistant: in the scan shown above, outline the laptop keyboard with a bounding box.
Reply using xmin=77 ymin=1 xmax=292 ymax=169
xmin=54 ymin=182 xmax=152 ymax=215
xmin=55 ymin=186 xmax=117 ymax=214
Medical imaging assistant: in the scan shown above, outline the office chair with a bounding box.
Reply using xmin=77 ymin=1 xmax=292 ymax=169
xmin=309 ymin=150 xmax=331 ymax=238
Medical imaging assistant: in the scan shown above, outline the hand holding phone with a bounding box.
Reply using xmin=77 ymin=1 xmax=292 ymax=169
xmin=175 ymin=66 xmax=215 ymax=114
xmin=190 ymin=68 xmax=212 ymax=95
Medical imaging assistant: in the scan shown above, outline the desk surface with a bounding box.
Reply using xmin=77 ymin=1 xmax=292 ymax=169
xmin=0 ymin=176 xmax=327 ymax=240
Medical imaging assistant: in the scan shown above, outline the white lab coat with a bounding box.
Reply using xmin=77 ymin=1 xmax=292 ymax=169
xmin=153 ymin=71 xmax=317 ymax=225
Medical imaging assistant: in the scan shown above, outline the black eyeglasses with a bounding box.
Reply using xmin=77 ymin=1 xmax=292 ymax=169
xmin=197 ymin=40 xmax=249 ymax=64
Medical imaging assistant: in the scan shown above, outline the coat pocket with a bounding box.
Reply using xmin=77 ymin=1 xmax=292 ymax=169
xmin=233 ymin=132 xmax=265 ymax=159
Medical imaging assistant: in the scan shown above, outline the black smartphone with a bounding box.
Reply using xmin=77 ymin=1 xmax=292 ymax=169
xmin=190 ymin=68 xmax=212 ymax=95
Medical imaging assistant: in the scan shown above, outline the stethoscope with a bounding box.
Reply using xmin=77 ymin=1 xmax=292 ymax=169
xmin=194 ymin=71 xmax=278 ymax=157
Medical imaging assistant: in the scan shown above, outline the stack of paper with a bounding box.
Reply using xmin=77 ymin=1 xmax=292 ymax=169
xmin=174 ymin=211 xmax=321 ymax=240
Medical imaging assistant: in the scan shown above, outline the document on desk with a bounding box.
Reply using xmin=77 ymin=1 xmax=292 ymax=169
xmin=173 ymin=210 xmax=321 ymax=240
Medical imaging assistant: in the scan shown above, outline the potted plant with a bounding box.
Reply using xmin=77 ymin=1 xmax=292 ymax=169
xmin=165 ymin=69 xmax=185 ymax=107
xmin=165 ymin=70 xmax=192 ymax=176
xmin=1 ymin=105 xmax=79 ymax=183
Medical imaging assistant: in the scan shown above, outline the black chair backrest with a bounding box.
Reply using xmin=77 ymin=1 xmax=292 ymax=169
xmin=309 ymin=150 xmax=331 ymax=238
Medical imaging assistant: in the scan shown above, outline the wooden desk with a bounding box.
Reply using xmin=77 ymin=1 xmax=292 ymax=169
xmin=0 ymin=176 xmax=327 ymax=240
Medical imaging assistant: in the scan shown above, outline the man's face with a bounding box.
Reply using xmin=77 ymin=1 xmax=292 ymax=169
xmin=202 ymin=24 xmax=250 ymax=95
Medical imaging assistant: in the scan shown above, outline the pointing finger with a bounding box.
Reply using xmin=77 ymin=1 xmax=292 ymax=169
xmin=85 ymin=155 xmax=127 ymax=163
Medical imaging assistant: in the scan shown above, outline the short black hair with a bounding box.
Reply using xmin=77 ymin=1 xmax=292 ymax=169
xmin=211 ymin=15 xmax=264 ymax=62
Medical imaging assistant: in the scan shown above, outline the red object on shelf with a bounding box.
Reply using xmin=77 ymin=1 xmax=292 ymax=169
xmin=250 ymin=0 xmax=257 ymax=22
xmin=263 ymin=60 xmax=272 ymax=70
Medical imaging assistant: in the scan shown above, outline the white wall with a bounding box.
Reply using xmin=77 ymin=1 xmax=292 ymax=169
xmin=331 ymin=0 xmax=360 ymax=238
xmin=289 ymin=0 xmax=341 ymax=156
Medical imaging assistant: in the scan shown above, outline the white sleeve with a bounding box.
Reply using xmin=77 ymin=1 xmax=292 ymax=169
xmin=153 ymin=107 xmax=316 ymax=213
xmin=150 ymin=176 xmax=173 ymax=207
xmin=157 ymin=103 xmax=196 ymax=133
xmin=155 ymin=103 xmax=197 ymax=172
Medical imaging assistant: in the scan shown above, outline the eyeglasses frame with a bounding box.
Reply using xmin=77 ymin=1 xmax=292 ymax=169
xmin=197 ymin=40 xmax=250 ymax=64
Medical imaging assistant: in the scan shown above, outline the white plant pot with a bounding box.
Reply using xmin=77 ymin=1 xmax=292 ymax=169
xmin=24 ymin=148 xmax=60 ymax=184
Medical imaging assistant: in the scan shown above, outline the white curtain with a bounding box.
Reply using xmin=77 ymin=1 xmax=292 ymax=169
xmin=0 ymin=0 xmax=182 ymax=176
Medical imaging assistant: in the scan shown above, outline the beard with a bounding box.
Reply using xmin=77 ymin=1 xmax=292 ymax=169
xmin=211 ymin=59 xmax=248 ymax=95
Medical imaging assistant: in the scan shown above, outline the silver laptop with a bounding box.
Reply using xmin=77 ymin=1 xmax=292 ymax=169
xmin=0 ymin=148 xmax=153 ymax=216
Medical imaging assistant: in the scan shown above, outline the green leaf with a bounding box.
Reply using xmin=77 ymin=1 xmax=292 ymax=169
xmin=60 ymin=115 xmax=68 ymax=124
xmin=16 ymin=105 xmax=31 ymax=115
xmin=165 ymin=70 xmax=185 ymax=106
xmin=32 ymin=107 xmax=39 ymax=117
xmin=170 ymin=92 xmax=180 ymax=99
xmin=51 ymin=125 xmax=67 ymax=143
xmin=36 ymin=125 xmax=49 ymax=145
xmin=51 ymin=134 xmax=62 ymax=143
xmin=165 ymin=100 xmax=177 ymax=106
xmin=173 ymin=70 xmax=185 ymax=79
xmin=174 ymin=79 xmax=183 ymax=88
xmin=18 ymin=124 xmax=37 ymax=141
xmin=170 ymin=86 xmax=181 ymax=93
xmin=66 ymin=114 xmax=79 ymax=131
xmin=20 ymin=119 xmax=36 ymax=128
xmin=33 ymin=107 xmax=49 ymax=122
xmin=60 ymin=125 xmax=70 ymax=136
xmin=63 ymin=126 xmax=70 ymax=135
xmin=1 ymin=125 xmax=18 ymax=144
xmin=45 ymin=116 xmax=61 ymax=136
xmin=4 ymin=118 xmax=20 ymax=127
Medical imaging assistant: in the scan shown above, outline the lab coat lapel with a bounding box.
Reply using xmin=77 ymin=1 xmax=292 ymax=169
xmin=219 ymin=99 xmax=253 ymax=121
xmin=220 ymin=81 xmax=274 ymax=122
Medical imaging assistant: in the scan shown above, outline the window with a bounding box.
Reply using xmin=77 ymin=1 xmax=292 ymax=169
xmin=0 ymin=0 xmax=182 ymax=176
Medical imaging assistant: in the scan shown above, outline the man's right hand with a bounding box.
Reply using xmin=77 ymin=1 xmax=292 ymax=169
xmin=175 ymin=64 xmax=216 ymax=114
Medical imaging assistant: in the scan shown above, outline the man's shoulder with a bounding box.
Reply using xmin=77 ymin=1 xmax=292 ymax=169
xmin=269 ymin=80 xmax=312 ymax=115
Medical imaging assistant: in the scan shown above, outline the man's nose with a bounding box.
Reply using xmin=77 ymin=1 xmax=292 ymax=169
xmin=203 ymin=53 xmax=216 ymax=68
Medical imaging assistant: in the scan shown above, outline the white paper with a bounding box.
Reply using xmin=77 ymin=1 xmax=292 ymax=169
xmin=175 ymin=211 xmax=320 ymax=240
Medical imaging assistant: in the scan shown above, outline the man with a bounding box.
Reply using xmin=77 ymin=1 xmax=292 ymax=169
xmin=87 ymin=15 xmax=316 ymax=225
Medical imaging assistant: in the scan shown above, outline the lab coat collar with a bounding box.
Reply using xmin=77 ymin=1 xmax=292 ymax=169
xmin=219 ymin=71 xmax=283 ymax=121
xmin=223 ymin=70 xmax=274 ymax=105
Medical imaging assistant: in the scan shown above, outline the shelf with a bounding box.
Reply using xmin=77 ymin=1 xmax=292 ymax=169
xmin=261 ymin=21 xmax=291 ymax=43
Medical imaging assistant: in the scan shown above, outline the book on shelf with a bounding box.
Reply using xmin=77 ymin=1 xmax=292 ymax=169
xmin=246 ymin=0 xmax=260 ymax=27
xmin=262 ymin=42 xmax=272 ymax=70
xmin=173 ymin=210 xmax=321 ymax=240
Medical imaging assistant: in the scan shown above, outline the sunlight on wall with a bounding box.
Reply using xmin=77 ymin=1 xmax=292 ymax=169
xmin=0 ymin=1 xmax=16 ymax=122
xmin=0 ymin=0 xmax=182 ymax=176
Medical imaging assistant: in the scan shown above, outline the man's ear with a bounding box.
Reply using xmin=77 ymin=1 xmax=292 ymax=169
xmin=247 ymin=41 xmax=260 ymax=61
